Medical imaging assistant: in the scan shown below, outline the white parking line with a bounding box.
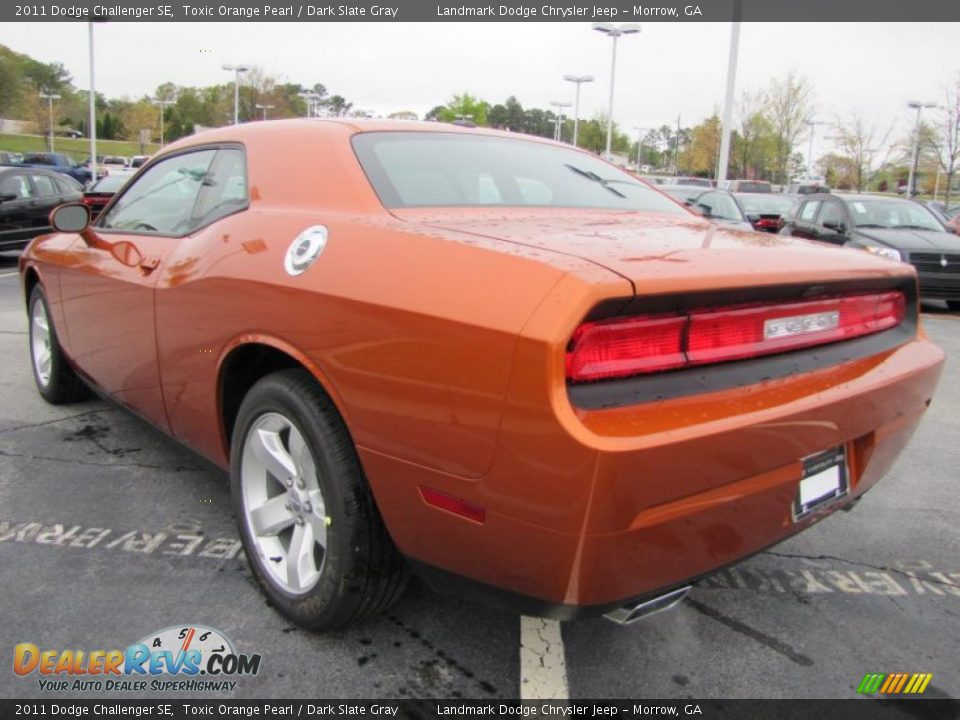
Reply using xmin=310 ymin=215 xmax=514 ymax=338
xmin=0 ymin=272 xmax=18 ymax=278
xmin=519 ymin=616 xmax=569 ymax=700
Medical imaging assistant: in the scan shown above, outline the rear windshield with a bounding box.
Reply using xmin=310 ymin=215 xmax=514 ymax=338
xmin=734 ymin=181 xmax=771 ymax=193
xmin=736 ymin=194 xmax=795 ymax=215
xmin=352 ymin=132 xmax=687 ymax=215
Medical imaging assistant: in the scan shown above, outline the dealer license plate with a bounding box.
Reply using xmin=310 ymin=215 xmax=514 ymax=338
xmin=793 ymin=447 xmax=848 ymax=520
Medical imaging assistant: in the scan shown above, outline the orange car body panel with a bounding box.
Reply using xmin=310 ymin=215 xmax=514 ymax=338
xmin=20 ymin=120 xmax=944 ymax=613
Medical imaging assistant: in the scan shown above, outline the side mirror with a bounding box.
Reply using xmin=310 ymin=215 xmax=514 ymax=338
xmin=50 ymin=203 xmax=90 ymax=232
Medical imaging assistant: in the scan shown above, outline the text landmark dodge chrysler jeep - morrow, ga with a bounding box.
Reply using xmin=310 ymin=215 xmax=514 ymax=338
xmin=20 ymin=120 xmax=944 ymax=630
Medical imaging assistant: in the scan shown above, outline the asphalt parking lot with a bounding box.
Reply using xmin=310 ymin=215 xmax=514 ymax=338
xmin=1 ymin=249 xmax=958 ymax=701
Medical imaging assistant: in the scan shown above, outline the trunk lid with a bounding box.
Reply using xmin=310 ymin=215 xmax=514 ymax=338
xmin=394 ymin=207 xmax=912 ymax=295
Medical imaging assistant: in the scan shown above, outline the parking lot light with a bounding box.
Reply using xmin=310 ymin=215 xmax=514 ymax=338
xmin=38 ymin=91 xmax=61 ymax=152
xmin=633 ymin=126 xmax=647 ymax=172
xmin=550 ymin=101 xmax=571 ymax=142
xmin=255 ymin=103 xmax=275 ymax=121
xmin=222 ymin=63 xmax=252 ymax=125
xmin=563 ymin=74 xmax=594 ymax=147
xmin=716 ymin=15 xmax=741 ymax=184
xmin=152 ymin=98 xmax=175 ymax=148
xmin=805 ymin=119 xmax=826 ymax=176
xmin=907 ymin=100 xmax=937 ymax=199
xmin=593 ymin=23 xmax=640 ymax=160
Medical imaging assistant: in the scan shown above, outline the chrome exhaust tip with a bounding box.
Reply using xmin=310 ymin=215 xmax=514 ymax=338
xmin=603 ymin=586 xmax=691 ymax=625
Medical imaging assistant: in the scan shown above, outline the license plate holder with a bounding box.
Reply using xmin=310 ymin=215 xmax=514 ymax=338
xmin=793 ymin=447 xmax=848 ymax=521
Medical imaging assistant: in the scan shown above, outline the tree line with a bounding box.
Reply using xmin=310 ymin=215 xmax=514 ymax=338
xmin=2 ymin=43 xmax=957 ymax=204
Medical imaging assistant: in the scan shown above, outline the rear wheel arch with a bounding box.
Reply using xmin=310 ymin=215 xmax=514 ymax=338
xmin=217 ymin=339 xmax=352 ymax=455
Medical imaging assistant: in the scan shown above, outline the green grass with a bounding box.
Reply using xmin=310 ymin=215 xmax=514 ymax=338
xmin=0 ymin=133 xmax=160 ymax=162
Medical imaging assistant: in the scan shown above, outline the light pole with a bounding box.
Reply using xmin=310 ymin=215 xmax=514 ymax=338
xmin=716 ymin=5 xmax=742 ymax=184
xmin=593 ymin=22 xmax=640 ymax=160
xmin=907 ymin=100 xmax=937 ymax=199
xmin=38 ymin=91 xmax=61 ymax=152
xmin=563 ymin=74 xmax=593 ymax=148
xmin=298 ymin=92 xmax=321 ymax=118
xmin=804 ymin=119 xmax=825 ymax=176
xmin=222 ymin=64 xmax=251 ymax=125
xmin=550 ymin=101 xmax=571 ymax=142
xmin=255 ymin=103 xmax=275 ymax=121
xmin=633 ymin=126 xmax=646 ymax=172
xmin=152 ymin=98 xmax=175 ymax=148
xmin=87 ymin=21 xmax=105 ymax=183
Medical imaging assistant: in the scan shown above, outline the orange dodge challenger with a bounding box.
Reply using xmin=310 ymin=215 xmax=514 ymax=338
xmin=20 ymin=120 xmax=944 ymax=630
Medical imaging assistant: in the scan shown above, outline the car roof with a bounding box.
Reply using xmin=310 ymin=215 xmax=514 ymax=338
xmin=161 ymin=118 xmax=573 ymax=155
xmin=0 ymin=165 xmax=64 ymax=177
xmin=829 ymin=193 xmax=916 ymax=204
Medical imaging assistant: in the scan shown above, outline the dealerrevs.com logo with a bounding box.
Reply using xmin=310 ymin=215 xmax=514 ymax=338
xmin=14 ymin=625 xmax=261 ymax=693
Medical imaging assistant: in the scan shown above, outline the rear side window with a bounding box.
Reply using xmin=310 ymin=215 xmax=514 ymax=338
xmin=0 ymin=173 xmax=32 ymax=199
xmin=353 ymin=132 xmax=686 ymax=216
xmin=191 ymin=148 xmax=248 ymax=227
xmin=819 ymin=202 xmax=845 ymax=227
xmin=31 ymin=174 xmax=59 ymax=197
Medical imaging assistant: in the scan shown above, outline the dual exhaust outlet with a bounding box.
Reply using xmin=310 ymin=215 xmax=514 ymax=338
xmin=603 ymin=585 xmax=692 ymax=625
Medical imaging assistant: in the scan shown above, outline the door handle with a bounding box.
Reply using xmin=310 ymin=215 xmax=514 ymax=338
xmin=139 ymin=256 xmax=160 ymax=275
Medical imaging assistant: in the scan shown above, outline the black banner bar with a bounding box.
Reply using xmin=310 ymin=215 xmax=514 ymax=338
xmin=1 ymin=700 xmax=958 ymax=720
xmin=4 ymin=0 xmax=960 ymax=23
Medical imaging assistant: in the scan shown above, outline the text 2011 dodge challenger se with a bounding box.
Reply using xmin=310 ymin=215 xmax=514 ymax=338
xmin=20 ymin=120 xmax=944 ymax=630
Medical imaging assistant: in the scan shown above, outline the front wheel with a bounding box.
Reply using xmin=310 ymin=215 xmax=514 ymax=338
xmin=230 ymin=369 xmax=407 ymax=630
xmin=28 ymin=285 xmax=90 ymax=404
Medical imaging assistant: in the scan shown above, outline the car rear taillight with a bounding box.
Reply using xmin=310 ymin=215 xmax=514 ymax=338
xmin=566 ymin=291 xmax=905 ymax=383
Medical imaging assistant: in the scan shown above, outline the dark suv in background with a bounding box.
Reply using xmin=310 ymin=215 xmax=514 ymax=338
xmin=781 ymin=193 xmax=960 ymax=309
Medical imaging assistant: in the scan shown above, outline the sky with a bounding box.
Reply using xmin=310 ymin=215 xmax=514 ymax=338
xmin=2 ymin=21 xmax=957 ymax=158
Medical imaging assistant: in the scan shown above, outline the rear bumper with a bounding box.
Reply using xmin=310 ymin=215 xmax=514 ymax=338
xmin=363 ymin=335 xmax=944 ymax=613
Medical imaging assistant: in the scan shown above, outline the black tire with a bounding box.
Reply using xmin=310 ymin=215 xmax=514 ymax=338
xmin=946 ymin=300 xmax=960 ymax=312
xmin=28 ymin=285 xmax=91 ymax=404
xmin=230 ymin=368 xmax=408 ymax=630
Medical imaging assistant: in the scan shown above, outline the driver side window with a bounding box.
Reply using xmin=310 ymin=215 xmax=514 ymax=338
xmin=98 ymin=149 xmax=217 ymax=234
xmin=818 ymin=202 xmax=845 ymax=229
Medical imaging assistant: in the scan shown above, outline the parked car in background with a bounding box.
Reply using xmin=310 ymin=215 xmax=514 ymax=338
xmin=672 ymin=176 xmax=713 ymax=187
xmin=659 ymin=185 xmax=755 ymax=231
xmin=781 ymin=193 xmax=960 ymax=309
xmin=728 ymin=179 xmax=772 ymax=193
xmin=0 ymin=151 xmax=23 ymax=166
xmin=81 ymin=169 xmax=137 ymax=220
xmin=20 ymin=152 xmax=91 ymax=186
xmin=0 ymin=166 xmax=83 ymax=250
xmin=735 ymin=193 xmax=798 ymax=233
xmin=19 ymin=121 xmax=945 ymax=630
xmin=784 ymin=182 xmax=831 ymax=195
xmin=129 ymin=155 xmax=151 ymax=169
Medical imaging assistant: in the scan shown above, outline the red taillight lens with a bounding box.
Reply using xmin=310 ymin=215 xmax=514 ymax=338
xmin=565 ymin=315 xmax=686 ymax=381
xmin=566 ymin=291 xmax=905 ymax=383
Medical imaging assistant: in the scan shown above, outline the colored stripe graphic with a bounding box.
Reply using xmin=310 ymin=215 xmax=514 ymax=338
xmin=857 ymin=672 xmax=932 ymax=695
xmin=857 ymin=673 xmax=885 ymax=694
